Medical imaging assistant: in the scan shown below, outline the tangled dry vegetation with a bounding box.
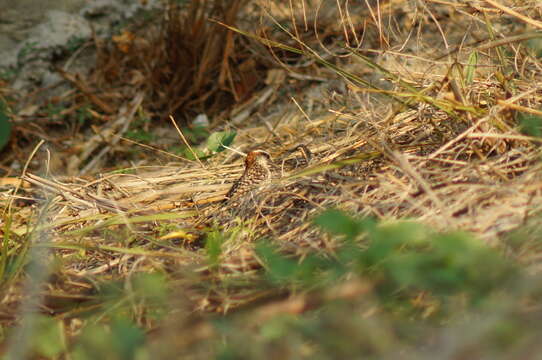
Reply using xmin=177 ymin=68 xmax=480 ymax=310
xmin=1 ymin=0 xmax=542 ymax=358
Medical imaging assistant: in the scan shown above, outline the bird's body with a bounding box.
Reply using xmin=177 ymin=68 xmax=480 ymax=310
xmin=225 ymin=150 xmax=273 ymax=203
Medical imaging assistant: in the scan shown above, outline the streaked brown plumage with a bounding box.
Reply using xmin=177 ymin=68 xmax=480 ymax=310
xmin=225 ymin=150 xmax=273 ymax=202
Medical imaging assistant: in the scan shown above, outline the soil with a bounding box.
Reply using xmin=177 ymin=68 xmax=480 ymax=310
xmin=0 ymin=0 xmax=160 ymax=88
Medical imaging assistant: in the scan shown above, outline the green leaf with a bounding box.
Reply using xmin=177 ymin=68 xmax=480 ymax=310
xmin=313 ymin=209 xmax=367 ymax=240
xmin=465 ymin=51 xmax=478 ymax=84
xmin=183 ymin=131 xmax=237 ymax=160
xmin=205 ymin=229 xmax=224 ymax=266
xmin=182 ymin=147 xmax=207 ymax=160
xmin=256 ymin=241 xmax=331 ymax=285
xmin=131 ymin=272 xmax=168 ymax=305
xmin=361 ymin=222 xmax=428 ymax=266
xmin=72 ymin=318 xmax=145 ymax=360
xmin=518 ymin=112 xmax=542 ymax=137
xmin=206 ymin=131 xmax=236 ymax=153
xmin=110 ymin=317 xmax=146 ymax=359
xmin=0 ymin=100 xmax=12 ymax=151
xmin=256 ymin=242 xmax=299 ymax=284
xmin=32 ymin=315 xmax=66 ymax=358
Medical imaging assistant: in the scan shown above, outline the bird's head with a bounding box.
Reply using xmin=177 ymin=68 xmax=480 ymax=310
xmin=245 ymin=150 xmax=272 ymax=168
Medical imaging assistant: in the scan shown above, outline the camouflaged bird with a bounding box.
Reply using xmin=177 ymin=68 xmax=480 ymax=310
xmin=224 ymin=150 xmax=273 ymax=203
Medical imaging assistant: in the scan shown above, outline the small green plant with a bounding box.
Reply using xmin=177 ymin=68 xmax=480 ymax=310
xmin=174 ymin=130 xmax=236 ymax=160
xmin=183 ymin=123 xmax=209 ymax=144
xmin=314 ymin=209 xmax=517 ymax=309
xmin=125 ymin=115 xmax=155 ymax=144
xmin=27 ymin=315 xmax=66 ymax=358
xmin=0 ymin=66 xmax=18 ymax=81
xmin=125 ymin=129 xmax=155 ymax=144
xmin=71 ymin=317 xmax=147 ymax=360
xmin=256 ymin=241 xmax=336 ymax=287
xmin=65 ymin=35 xmax=86 ymax=54
xmin=253 ymin=209 xmax=518 ymax=321
xmin=45 ymin=102 xmax=65 ymax=122
xmin=16 ymin=41 xmax=40 ymax=66
xmin=76 ymin=104 xmax=93 ymax=126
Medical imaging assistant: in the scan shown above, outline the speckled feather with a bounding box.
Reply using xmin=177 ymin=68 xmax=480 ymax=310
xmin=225 ymin=150 xmax=273 ymax=202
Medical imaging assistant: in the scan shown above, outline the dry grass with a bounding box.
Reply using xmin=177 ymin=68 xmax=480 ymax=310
xmin=1 ymin=0 xmax=542 ymax=358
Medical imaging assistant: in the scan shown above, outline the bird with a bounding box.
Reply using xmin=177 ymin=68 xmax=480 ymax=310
xmin=224 ymin=150 xmax=273 ymax=203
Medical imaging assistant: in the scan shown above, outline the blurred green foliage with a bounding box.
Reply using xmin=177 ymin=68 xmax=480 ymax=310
xmin=125 ymin=115 xmax=155 ymax=144
xmin=31 ymin=315 xmax=66 ymax=358
xmin=518 ymin=112 xmax=542 ymax=138
xmin=97 ymin=272 xmax=169 ymax=318
xmin=257 ymin=209 xmax=517 ymax=311
xmin=71 ymin=317 xmax=146 ymax=360
xmin=320 ymin=210 xmax=516 ymax=306
xmin=525 ymin=37 xmax=542 ymax=58
xmin=212 ymin=209 xmax=525 ymax=359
